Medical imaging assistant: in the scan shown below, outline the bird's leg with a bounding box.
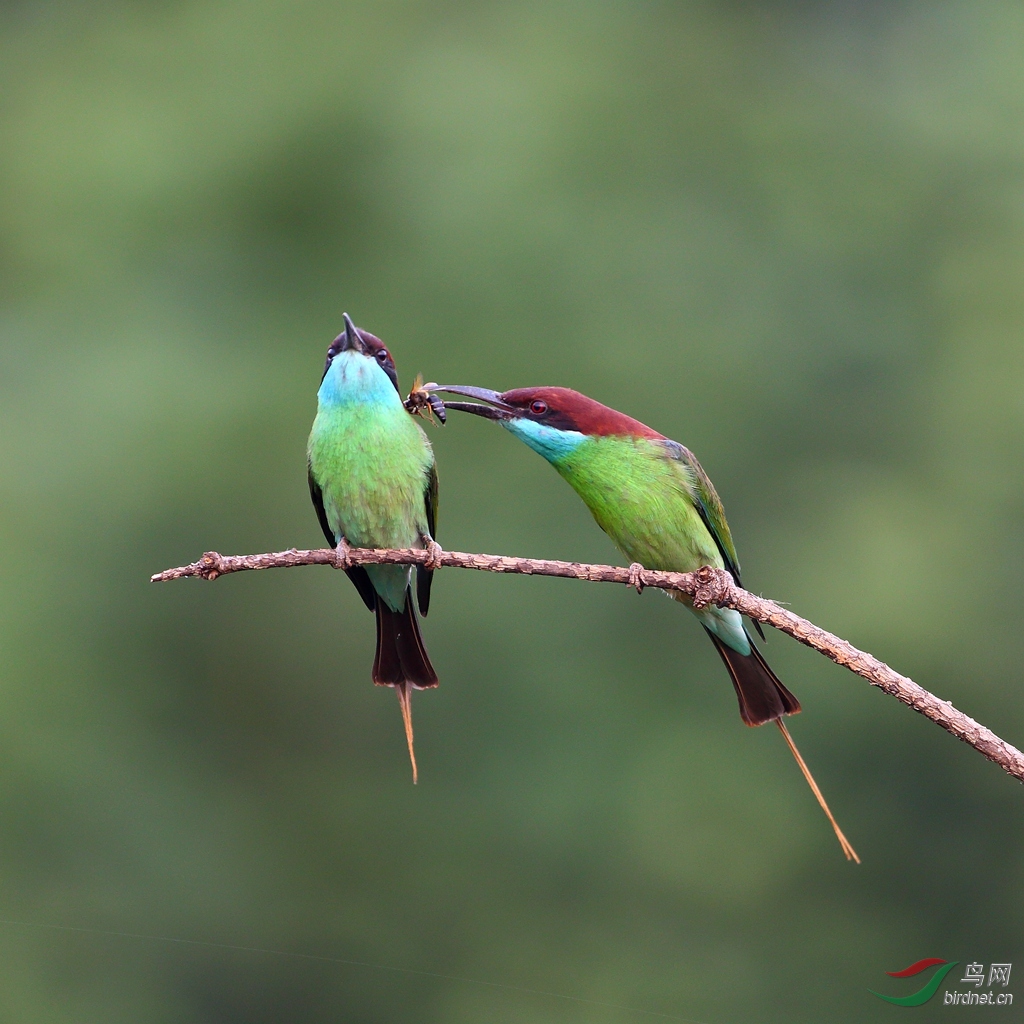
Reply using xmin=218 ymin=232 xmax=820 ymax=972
xmin=333 ymin=536 xmax=351 ymax=570
xmin=776 ymin=720 xmax=860 ymax=863
xmin=421 ymin=534 xmax=444 ymax=571
xmin=396 ymin=682 xmax=418 ymax=784
xmin=627 ymin=562 xmax=645 ymax=594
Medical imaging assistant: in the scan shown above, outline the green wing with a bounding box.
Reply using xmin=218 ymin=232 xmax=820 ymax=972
xmin=416 ymin=459 xmax=439 ymax=616
xmin=662 ymin=440 xmax=742 ymax=587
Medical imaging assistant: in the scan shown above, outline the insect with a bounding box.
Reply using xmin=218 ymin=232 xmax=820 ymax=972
xmin=404 ymin=375 xmax=447 ymax=425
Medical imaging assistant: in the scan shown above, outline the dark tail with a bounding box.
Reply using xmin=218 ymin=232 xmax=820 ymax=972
xmin=373 ymin=588 xmax=438 ymax=690
xmin=373 ymin=588 xmax=438 ymax=784
xmin=703 ymin=627 xmax=800 ymax=726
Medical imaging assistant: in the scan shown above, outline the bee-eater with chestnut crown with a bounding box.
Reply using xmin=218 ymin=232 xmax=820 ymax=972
xmin=433 ymin=383 xmax=857 ymax=860
xmin=308 ymin=315 xmax=439 ymax=783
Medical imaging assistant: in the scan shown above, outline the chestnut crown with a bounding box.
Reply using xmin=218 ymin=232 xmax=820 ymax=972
xmin=498 ymin=387 xmax=665 ymax=439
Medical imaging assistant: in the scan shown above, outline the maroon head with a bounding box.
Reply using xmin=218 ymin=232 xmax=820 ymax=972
xmin=429 ymin=384 xmax=665 ymax=439
xmin=322 ymin=313 xmax=399 ymax=393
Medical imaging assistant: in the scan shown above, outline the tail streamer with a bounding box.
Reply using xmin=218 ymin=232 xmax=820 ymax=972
xmin=397 ymin=683 xmax=418 ymax=784
xmin=776 ymin=720 xmax=860 ymax=863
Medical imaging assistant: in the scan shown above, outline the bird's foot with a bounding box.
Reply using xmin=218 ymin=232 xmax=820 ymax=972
xmin=333 ymin=537 xmax=352 ymax=570
xmin=423 ymin=539 xmax=444 ymax=571
xmin=627 ymin=562 xmax=645 ymax=594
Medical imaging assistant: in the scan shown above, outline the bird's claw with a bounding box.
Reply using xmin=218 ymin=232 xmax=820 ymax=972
xmin=334 ymin=538 xmax=352 ymax=570
xmin=423 ymin=540 xmax=444 ymax=571
xmin=627 ymin=562 xmax=645 ymax=594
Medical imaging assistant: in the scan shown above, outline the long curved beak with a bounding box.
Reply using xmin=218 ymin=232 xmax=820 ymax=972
xmin=341 ymin=312 xmax=368 ymax=354
xmin=426 ymin=384 xmax=517 ymax=421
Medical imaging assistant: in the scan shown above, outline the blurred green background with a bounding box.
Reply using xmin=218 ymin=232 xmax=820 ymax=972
xmin=1 ymin=1 xmax=1022 ymax=1020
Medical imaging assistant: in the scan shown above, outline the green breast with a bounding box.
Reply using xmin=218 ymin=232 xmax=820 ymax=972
xmin=553 ymin=436 xmax=724 ymax=573
xmin=308 ymin=401 xmax=433 ymax=551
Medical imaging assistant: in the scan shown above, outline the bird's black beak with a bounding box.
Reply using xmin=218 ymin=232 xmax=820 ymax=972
xmin=340 ymin=312 xmax=368 ymax=355
xmin=426 ymin=385 xmax=517 ymax=421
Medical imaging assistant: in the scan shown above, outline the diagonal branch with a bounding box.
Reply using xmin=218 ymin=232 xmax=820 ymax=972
xmin=152 ymin=546 xmax=1024 ymax=784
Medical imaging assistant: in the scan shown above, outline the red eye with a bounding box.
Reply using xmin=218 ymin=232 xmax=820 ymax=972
xmin=530 ymin=400 xmax=547 ymax=415
xmin=376 ymin=349 xmax=390 ymax=365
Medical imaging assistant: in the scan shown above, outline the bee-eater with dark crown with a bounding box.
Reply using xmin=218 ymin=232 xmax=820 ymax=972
xmin=432 ymin=383 xmax=857 ymax=860
xmin=307 ymin=315 xmax=439 ymax=783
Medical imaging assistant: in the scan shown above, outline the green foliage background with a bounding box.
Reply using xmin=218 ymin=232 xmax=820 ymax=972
xmin=1 ymin=2 xmax=1022 ymax=1020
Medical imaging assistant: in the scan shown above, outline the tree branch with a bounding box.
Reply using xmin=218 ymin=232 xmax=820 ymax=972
xmin=152 ymin=546 xmax=1024 ymax=784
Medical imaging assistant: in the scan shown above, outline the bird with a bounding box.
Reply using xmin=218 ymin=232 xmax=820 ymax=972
xmin=432 ymin=383 xmax=858 ymax=860
xmin=307 ymin=314 xmax=440 ymax=783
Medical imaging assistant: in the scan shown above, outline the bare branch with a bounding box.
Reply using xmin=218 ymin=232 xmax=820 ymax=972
xmin=153 ymin=546 xmax=1024 ymax=784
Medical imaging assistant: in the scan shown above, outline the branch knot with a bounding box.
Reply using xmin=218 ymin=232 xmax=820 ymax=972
xmin=692 ymin=565 xmax=733 ymax=610
xmin=199 ymin=552 xmax=223 ymax=581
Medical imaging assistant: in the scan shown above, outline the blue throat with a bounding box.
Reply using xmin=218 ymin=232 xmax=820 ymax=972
xmin=317 ymin=350 xmax=403 ymax=410
xmin=502 ymin=417 xmax=588 ymax=463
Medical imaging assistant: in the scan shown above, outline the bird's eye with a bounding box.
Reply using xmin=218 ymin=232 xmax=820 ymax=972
xmin=530 ymin=400 xmax=548 ymax=415
xmin=376 ymin=349 xmax=390 ymax=365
